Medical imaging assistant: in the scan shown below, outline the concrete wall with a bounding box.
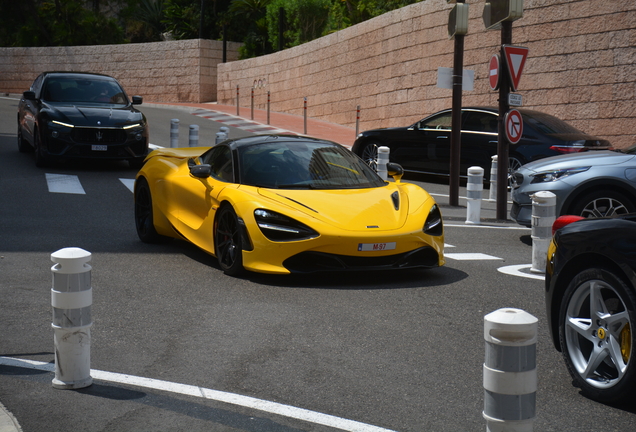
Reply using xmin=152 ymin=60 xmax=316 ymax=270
xmin=217 ymin=0 xmax=636 ymax=148
xmin=0 ymin=39 xmax=241 ymax=103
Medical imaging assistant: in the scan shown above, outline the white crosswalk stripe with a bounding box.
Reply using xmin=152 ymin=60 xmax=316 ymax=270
xmin=45 ymin=173 xmax=85 ymax=194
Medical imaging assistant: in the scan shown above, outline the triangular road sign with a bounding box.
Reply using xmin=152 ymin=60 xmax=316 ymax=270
xmin=503 ymin=45 xmax=529 ymax=92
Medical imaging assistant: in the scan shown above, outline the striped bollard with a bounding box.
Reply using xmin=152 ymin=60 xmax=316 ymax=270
xmin=51 ymin=248 xmax=93 ymax=390
xmin=170 ymin=119 xmax=179 ymax=148
xmin=488 ymin=156 xmax=498 ymax=202
xmin=484 ymin=308 xmax=537 ymax=432
xmin=188 ymin=124 xmax=199 ymax=147
xmin=530 ymin=191 xmax=556 ymax=273
xmin=466 ymin=166 xmax=484 ymax=225
xmin=377 ymin=146 xmax=390 ymax=180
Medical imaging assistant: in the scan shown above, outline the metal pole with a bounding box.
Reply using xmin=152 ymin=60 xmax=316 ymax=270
xmin=251 ymin=88 xmax=254 ymax=120
xmin=267 ymin=91 xmax=271 ymax=125
xmin=303 ymin=97 xmax=307 ymax=135
xmin=355 ymin=105 xmax=360 ymax=137
xmin=449 ymin=0 xmax=466 ymax=207
xmin=497 ymin=21 xmax=513 ymax=220
xmin=236 ymin=85 xmax=239 ymax=116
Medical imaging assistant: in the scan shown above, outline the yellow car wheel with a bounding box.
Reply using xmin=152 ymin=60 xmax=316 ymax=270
xmin=215 ymin=205 xmax=244 ymax=276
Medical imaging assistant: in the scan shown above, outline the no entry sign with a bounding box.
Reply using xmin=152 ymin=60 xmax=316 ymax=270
xmin=504 ymin=109 xmax=523 ymax=144
xmin=489 ymin=54 xmax=500 ymax=91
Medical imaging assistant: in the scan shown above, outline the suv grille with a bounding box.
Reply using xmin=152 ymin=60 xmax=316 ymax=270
xmin=72 ymin=128 xmax=126 ymax=144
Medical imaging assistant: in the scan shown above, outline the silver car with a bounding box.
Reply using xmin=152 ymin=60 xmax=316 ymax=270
xmin=510 ymin=150 xmax=636 ymax=226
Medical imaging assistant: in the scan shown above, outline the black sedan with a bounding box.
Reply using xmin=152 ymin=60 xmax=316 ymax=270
xmin=352 ymin=107 xmax=612 ymax=179
xmin=17 ymin=71 xmax=149 ymax=167
xmin=546 ymin=215 xmax=636 ymax=403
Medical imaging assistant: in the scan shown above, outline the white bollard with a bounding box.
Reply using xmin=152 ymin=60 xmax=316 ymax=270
xmin=51 ymin=248 xmax=93 ymax=390
xmin=170 ymin=119 xmax=179 ymax=148
xmin=220 ymin=126 xmax=229 ymax=137
xmin=484 ymin=308 xmax=538 ymax=432
xmin=530 ymin=191 xmax=556 ymax=273
xmin=188 ymin=124 xmax=199 ymax=147
xmin=376 ymin=146 xmax=390 ymax=180
xmin=488 ymin=156 xmax=498 ymax=202
xmin=466 ymin=166 xmax=484 ymax=225
xmin=215 ymin=132 xmax=226 ymax=144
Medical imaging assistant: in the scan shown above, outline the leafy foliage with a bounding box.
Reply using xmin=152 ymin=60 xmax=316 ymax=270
xmin=0 ymin=0 xmax=422 ymax=56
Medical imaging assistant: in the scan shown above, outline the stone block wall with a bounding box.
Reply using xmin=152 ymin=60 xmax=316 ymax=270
xmin=217 ymin=0 xmax=636 ymax=148
xmin=0 ymin=39 xmax=241 ymax=103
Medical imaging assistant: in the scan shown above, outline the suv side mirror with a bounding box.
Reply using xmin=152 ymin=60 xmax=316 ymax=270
xmin=132 ymin=95 xmax=143 ymax=105
xmin=23 ymin=91 xmax=37 ymax=101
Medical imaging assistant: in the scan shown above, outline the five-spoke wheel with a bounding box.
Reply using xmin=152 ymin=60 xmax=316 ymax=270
xmin=559 ymin=268 xmax=636 ymax=402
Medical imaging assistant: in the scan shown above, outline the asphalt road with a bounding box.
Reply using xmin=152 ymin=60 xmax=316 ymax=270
xmin=1 ymin=96 xmax=635 ymax=431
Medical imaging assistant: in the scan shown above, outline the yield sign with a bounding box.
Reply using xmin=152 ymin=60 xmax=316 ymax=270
xmin=503 ymin=45 xmax=529 ymax=92
xmin=504 ymin=109 xmax=523 ymax=144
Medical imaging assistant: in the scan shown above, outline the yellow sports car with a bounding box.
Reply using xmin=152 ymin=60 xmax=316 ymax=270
xmin=134 ymin=135 xmax=445 ymax=275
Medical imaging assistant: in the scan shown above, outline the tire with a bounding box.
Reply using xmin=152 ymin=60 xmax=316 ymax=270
xmin=17 ymin=124 xmax=30 ymax=153
xmin=558 ymin=267 xmax=636 ymax=402
xmin=33 ymin=129 xmax=49 ymax=167
xmin=569 ymin=190 xmax=635 ymax=219
xmin=359 ymin=142 xmax=379 ymax=171
xmin=134 ymin=177 xmax=162 ymax=243
xmin=214 ymin=205 xmax=244 ymax=276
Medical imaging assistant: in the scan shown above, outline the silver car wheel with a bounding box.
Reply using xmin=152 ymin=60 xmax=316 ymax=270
xmin=581 ymin=197 xmax=630 ymax=218
xmin=360 ymin=142 xmax=379 ymax=171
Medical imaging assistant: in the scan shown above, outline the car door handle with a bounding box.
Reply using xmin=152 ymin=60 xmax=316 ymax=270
xmin=437 ymin=136 xmax=449 ymax=139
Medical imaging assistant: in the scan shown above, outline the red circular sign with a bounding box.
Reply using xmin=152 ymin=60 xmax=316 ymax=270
xmin=504 ymin=109 xmax=523 ymax=144
xmin=489 ymin=54 xmax=500 ymax=91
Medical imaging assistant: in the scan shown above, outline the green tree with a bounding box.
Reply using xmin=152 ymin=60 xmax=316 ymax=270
xmin=266 ymin=0 xmax=330 ymax=50
xmin=228 ymin=0 xmax=272 ymax=57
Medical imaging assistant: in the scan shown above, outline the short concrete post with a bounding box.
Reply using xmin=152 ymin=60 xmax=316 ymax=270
xmin=188 ymin=124 xmax=199 ymax=147
xmin=488 ymin=156 xmax=498 ymax=202
xmin=377 ymin=146 xmax=390 ymax=180
xmin=220 ymin=126 xmax=229 ymax=138
xmin=466 ymin=166 xmax=484 ymax=225
xmin=530 ymin=191 xmax=557 ymax=273
xmin=51 ymin=247 xmax=93 ymax=390
xmin=483 ymin=308 xmax=537 ymax=432
xmin=215 ymin=132 xmax=225 ymax=144
xmin=170 ymin=119 xmax=179 ymax=148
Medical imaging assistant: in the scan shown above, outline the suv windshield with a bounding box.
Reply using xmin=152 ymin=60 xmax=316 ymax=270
xmin=239 ymin=141 xmax=386 ymax=189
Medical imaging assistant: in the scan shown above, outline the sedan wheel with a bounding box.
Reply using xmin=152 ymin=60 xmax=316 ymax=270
xmin=134 ymin=178 xmax=162 ymax=243
xmin=33 ymin=130 xmax=49 ymax=167
xmin=17 ymin=124 xmax=29 ymax=153
xmin=559 ymin=268 xmax=636 ymax=402
xmin=360 ymin=142 xmax=379 ymax=171
xmin=572 ymin=191 xmax=635 ymax=219
xmin=215 ymin=205 xmax=244 ymax=276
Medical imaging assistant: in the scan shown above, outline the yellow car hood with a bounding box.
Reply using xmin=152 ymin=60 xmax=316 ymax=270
xmin=257 ymin=187 xmax=409 ymax=231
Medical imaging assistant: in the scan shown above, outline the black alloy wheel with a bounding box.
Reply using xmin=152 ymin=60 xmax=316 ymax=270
xmin=558 ymin=267 xmax=636 ymax=402
xmin=17 ymin=124 xmax=29 ymax=153
xmin=215 ymin=205 xmax=244 ymax=276
xmin=360 ymin=142 xmax=379 ymax=171
xmin=134 ymin=177 xmax=162 ymax=243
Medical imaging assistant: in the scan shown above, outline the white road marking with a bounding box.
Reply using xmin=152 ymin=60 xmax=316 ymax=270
xmin=45 ymin=173 xmax=85 ymax=194
xmin=120 ymin=178 xmax=135 ymax=193
xmin=445 ymin=253 xmax=502 ymax=260
xmin=445 ymin=223 xmax=529 ymax=231
xmin=497 ymin=264 xmax=545 ymax=280
xmin=0 ymin=357 xmax=397 ymax=432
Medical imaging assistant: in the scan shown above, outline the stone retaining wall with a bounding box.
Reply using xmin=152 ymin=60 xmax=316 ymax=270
xmin=0 ymin=39 xmax=241 ymax=103
xmin=217 ymin=0 xmax=636 ymax=148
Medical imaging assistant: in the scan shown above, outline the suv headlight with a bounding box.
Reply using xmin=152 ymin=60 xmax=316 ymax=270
xmin=531 ymin=167 xmax=590 ymax=183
